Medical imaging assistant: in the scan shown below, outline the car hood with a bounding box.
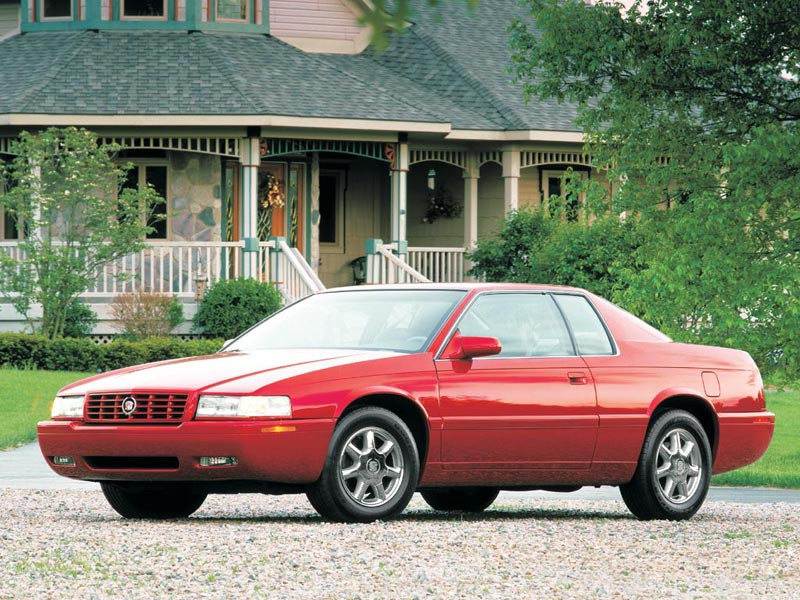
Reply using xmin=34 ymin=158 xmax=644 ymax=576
xmin=59 ymin=349 xmax=400 ymax=396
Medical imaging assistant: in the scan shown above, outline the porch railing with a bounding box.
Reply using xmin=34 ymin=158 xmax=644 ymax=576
xmin=0 ymin=240 xmax=277 ymax=299
xmin=273 ymin=238 xmax=325 ymax=304
xmin=365 ymin=239 xmax=467 ymax=285
xmin=407 ymin=246 xmax=467 ymax=283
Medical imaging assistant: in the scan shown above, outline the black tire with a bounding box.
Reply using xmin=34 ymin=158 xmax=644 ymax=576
xmin=420 ymin=487 xmax=499 ymax=512
xmin=307 ymin=407 xmax=420 ymax=523
xmin=101 ymin=483 xmax=207 ymax=519
xmin=620 ymin=410 xmax=712 ymax=521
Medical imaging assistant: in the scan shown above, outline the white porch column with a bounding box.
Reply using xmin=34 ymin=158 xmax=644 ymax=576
xmin=502 ymin=147 xmax=520 ymax=215
xmin=239 ymin=136 xmax=260 ymax=278
xmin=463 ymin=152 xmax=479 ymax=277
xmin=310 ymin=152 xmax=320 ymax=272
xmin=390 ymin=140 xmax=409 ymax=248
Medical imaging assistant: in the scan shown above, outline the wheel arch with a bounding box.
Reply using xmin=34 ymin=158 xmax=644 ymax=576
xmin=648 ymin=393 xmax=719 ymax=459
xmin=338 ymin=393 xmax=430 ymax=468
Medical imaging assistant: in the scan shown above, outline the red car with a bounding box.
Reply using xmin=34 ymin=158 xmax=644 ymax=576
xmin=38 ymin=284 xmax=774 ymax=522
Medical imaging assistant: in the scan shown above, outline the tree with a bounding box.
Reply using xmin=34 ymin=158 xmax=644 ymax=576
xmin=358 ymin=0 xmax=476 ymax=49
xmin=508 ymin=1 xmax=800 ymax=371
xmin=469 ymin=207 xmax=641 ymax=300
xmin=0 ymin=127 xmax=161 ymax=339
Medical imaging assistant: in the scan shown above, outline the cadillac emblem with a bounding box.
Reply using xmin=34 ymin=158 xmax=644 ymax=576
xmin=121 ymin=396 xmax=137 ymax=416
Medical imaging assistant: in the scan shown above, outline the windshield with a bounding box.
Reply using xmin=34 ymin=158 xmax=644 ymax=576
xmin=228 ymin=289 xmax=467 ymax=353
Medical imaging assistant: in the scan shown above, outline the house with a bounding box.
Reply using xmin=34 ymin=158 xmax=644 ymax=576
xmin=0 ymin=0 xmax=609 ymax=333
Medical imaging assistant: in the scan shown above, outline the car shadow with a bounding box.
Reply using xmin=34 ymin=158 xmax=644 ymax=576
xmin=82 ymin=506 xmax=632 ymax=525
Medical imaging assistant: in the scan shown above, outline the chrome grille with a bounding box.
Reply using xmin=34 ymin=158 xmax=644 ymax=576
xmin=85 ymin=393 xmax=188 ymax=423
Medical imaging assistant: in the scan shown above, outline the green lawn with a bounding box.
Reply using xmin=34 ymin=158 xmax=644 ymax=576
xmin=0 ymin=369 xmax=798 ymax=488
xmin=0 ymin=369 xmax=94 ymax=449
xmin=712 ymin=390 xmax=800 ymax=489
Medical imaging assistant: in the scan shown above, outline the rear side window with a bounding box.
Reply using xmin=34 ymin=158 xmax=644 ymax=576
xmin=554 ymin=295 xmax=615 ymax=355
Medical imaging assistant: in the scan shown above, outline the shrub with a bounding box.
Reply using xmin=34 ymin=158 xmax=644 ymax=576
xmin=111 ymin=292 xmax=184 ymax=340
xmin=469 ymin=207 xmax=640 ymax=298
xmin=62 ymin=299 xmax=97 ymax=338
xmin=0 ymin=333 xmax=224 ymax=372
xmin=194 ymin=278 xmax=282 ymax=339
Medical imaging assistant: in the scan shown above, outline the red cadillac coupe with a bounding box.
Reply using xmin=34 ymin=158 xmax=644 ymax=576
xmin=38 ymin=284 xmax=774 ymax=522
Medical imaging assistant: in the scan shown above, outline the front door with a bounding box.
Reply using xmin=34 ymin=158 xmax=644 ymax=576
xmin=436 ymin=292 xmax=598 ymax=471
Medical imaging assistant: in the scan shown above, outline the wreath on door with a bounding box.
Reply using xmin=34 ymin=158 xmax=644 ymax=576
xmin=257 ymin=171 xmax=286 ymax=240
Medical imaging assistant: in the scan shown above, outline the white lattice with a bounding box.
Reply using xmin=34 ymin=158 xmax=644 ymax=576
xmin=520 ymin=150 xmax=593 ymax=169
xmin=409 ymin=149 xmax=467 ymax=169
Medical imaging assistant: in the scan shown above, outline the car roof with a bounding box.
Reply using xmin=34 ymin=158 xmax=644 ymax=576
xmin=323 ymin=283 xmax=589 ymax=294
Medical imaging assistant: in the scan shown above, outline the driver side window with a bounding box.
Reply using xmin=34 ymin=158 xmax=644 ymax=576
xmin=457 ymin=293 xmax=575 ymax=358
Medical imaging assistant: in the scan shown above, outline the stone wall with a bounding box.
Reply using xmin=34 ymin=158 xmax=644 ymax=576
xmin=168 ymin=152 xmax=222 ymax=242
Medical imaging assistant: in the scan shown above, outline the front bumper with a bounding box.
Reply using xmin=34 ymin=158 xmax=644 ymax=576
xmin=713 ymin=411 xmax=775 ymax=474
xmin=37 ymin=418 xmax=335 ymax=484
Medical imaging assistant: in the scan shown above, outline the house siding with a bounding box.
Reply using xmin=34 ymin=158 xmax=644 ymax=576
xmin=0 ymin=2 xmax=20 ymax=39
xmin=269 ymin=0 xmax=363 ymax=42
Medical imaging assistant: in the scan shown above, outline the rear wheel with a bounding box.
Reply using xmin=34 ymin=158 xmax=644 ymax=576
xmin=620 ymin=410 xmax=711 ymax=521
xmin=101 ymin=483 xmax=207 ymax=519
xmin=420 ymin=487 xmax=499 ymax=512
xmin=307 ymin=407 xmax=419 ymax=523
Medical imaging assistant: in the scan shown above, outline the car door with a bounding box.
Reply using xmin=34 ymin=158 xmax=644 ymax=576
xmin=435 ymin=292 xmax=598 ymax=471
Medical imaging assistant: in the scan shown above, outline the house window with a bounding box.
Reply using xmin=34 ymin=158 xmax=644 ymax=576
xmin=122 ymin=0 xmax=167 ymax=19
xmin=319 ymin=171 xmax=344 ymax=251
xmin=216 ymin=0 xmax=248 ymax=22
xmin=122 ymin=164 xmax=169 ymax=240
xmin=41 ymin=0 xmax=72 ymax=20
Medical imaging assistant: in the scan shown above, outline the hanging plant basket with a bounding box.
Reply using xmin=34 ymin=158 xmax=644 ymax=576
xmin=423 ymin=185 xmax=462 ymax=224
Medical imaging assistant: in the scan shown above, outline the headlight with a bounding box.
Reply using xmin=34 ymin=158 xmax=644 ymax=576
xmin=196 ymin=395 xmax=292 ymax=418
xmin=51 ymin=395 xmax=85 ymax=419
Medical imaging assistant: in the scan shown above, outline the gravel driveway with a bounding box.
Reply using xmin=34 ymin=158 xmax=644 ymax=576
xmin=0 ymin=489 xmax=797 ymax=599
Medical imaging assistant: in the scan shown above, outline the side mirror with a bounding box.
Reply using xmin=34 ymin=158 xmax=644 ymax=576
xmin=441 ymin=333 xmax=502 ymax=360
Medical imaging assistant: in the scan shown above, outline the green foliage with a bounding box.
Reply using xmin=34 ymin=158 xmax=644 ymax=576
xmin=0 ymin=127 xmax=162 ymax=339
xmin=469 ymin=208 xmax=639 ymax=299
xmin=359 ymin=0 xmax=478 ymax=50
xmin=509 ymin=0 xmax=800 ymax=373
xmin=61 ymin=299 xmax=97 ymax=338
xmin=194 ymin=278 xmax=283 ymax=339
xmin=0 ymin=333 xmax=223 ymax=372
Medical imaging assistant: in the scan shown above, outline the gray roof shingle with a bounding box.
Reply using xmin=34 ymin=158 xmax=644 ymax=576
xmin=0 ymin=1 xmax=580 ymax=132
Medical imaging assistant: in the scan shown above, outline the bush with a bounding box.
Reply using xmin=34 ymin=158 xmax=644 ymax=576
xmin=469 ymin=207 xmax=640 ymax=298
xmin=111 ymin=292 xmax=184 ymax=340
xmin=194 ymin=278 xmax=283 ymax=339
xmin=0 ymin=333 xmax=225 ymax=372
xmin=62 ymin=299 xmax=97 ymax=338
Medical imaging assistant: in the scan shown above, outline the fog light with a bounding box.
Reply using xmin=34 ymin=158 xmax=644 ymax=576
xmin=199 ymin=456 xmax=238 ymax=467
xmin=53 ymin=456 xmax=75 ymax=466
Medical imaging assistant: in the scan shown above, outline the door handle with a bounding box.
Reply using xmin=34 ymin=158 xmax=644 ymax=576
xmin=568 ymin=372 xmax=589 ymax=385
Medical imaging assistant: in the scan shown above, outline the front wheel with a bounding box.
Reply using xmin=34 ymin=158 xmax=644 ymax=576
xmin=420 ymin=487 xmax=499 ymax=512
xmin=101 ymin=483 xmax=207 ymax=519
xmin=307 ymin=407 xmax=419 ymax=523
xmin=620 ymin=410 xmax=711 ymax=521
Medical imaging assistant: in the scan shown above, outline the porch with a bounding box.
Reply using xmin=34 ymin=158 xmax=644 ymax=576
xmin=1 ymin=131 xmax=605 ymax=333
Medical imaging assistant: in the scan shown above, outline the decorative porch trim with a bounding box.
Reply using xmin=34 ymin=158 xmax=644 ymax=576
xmin=478 ymin=150 xmax=502 ymax=167
xmin=260 ymin=138 xmax=391 ymax=162
xmin=409 ymin=149 xmax=467 ymax=170
xmin=520 ymin=150 xmax=593 ymax=169
xmin=99 ymin=136 xmax=241 ymax=158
